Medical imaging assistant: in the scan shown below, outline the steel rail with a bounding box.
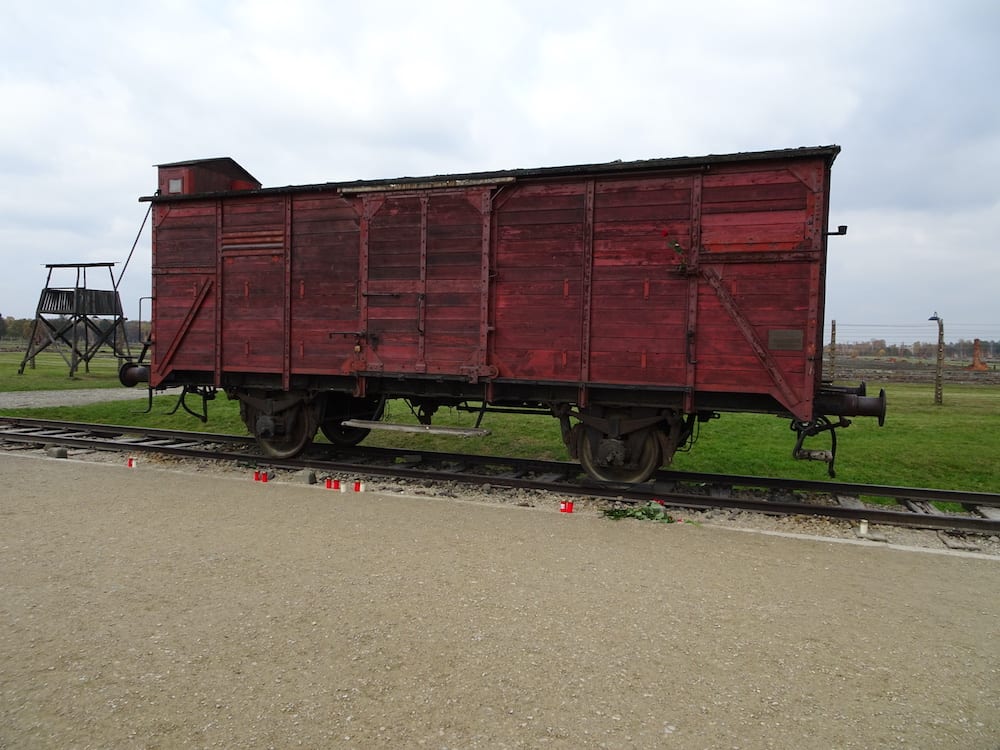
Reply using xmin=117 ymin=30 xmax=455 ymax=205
xmin=2 ymin=417 xmax=998 ymax=535
xmin=0 ymin=416 xmax=251 ymax=446
xmin=653 ymin=469 xmax=1000 ymax=508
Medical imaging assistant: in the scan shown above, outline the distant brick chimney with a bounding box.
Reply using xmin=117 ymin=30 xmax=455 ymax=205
xmin=966 ymin=338 xmax=988 ymax=371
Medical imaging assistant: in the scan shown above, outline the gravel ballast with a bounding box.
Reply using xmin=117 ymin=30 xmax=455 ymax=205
xmin=1 ymin=453 xmax=998 ymax=749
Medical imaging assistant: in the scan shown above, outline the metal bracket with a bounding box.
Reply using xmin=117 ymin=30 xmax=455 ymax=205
xmin=166 ymin=385 xmax=217 ymax=423
xmin=791 ymin=415 xmax=845 ymax=478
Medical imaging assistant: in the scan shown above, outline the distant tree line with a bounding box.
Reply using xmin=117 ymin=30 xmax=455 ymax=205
xmin=826 ymin=339 xmax=998 ymax=361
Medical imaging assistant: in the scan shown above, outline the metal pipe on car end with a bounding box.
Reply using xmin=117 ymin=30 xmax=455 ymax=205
xmin=815 ymin=386 xmax=886 ymax=427
xmin=119 ymin=362 xmax=150 ymax=387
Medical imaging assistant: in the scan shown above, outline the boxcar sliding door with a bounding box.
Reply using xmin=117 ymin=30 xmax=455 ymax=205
xmin=360 ymin=189 xmax=491 ymax=377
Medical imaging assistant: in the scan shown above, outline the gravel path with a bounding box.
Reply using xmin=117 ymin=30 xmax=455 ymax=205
xmin=1 ymin=453 xmax=997 ymax=749
xmin=0 ymin=387 xmax=159 ymax=410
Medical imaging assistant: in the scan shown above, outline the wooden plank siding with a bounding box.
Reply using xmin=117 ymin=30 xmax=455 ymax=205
xmin=289 ymin=194 xmax=361 ymax=375
xmin=149 ymin=203 xmax=218 ymax=385
xmin=588 ymin=175 xmax=694 ymax=386
xmin=219 ymin=195 xmax=288 ymax=376
xmin=363 ymin=190 xmax=488 ymax=374
xmin=492 ymin=183 xmax=585 ymax=379
xmin=148 ymin=148 xmax=834 ymax=420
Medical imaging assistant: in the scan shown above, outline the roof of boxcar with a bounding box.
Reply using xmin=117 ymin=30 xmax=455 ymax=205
xmin=144 ymin=145 xmax=840 ymax=201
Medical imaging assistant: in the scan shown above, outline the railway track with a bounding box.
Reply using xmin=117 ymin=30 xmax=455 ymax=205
xmin=2 ymin=416 xmax=999 ymax=537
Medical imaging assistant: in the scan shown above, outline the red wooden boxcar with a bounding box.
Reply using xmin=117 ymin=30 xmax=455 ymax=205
xmin=122 ymin=146 xmax=884 ymax=482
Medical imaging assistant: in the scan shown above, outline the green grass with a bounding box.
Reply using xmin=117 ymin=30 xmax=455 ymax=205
xmin=2 ymin=351 xmax=998 ymax=493
xmin=0 ymin=351 xmax=124 ymax=390
xmin=669 ymin=384 xmax=1000 ymax=493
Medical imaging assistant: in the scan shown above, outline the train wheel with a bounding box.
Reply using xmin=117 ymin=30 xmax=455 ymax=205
xmin=251 ymin=403 xmax=317 ymax=459
xmin=577 ymin=426 xmax=661 ymax=484
xmin=319 ymin=396 xmax=384 ymax=447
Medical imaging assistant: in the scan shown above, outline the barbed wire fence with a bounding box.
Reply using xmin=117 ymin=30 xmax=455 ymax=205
xmin=825 ymin=322 xmax=1000 ymax=348
xmin=825 ymin=320 xmax=1000 ymax=385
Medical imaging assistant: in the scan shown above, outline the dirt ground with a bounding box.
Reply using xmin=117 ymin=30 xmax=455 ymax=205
xmin=1 ymin=453 xmax=998 ymax=750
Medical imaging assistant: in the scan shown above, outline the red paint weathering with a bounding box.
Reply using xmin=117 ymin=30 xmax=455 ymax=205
xmin=131 ymin=146 xmax=884 ymax=481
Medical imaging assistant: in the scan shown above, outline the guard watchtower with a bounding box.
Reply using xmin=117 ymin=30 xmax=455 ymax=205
xmin=18 ymin=263 xmax=132 ymax=377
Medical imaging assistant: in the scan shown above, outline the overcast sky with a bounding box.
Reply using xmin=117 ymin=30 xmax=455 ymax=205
xmin=2 ymin=0 xmax=997 ymax=344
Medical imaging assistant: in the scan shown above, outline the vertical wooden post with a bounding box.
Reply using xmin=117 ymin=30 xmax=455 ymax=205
xmin=934 ymin=317 xmax=944 ymax=405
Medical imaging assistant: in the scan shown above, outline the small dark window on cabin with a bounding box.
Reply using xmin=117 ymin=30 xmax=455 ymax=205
xmin=167 ymin=178 xmax=183 ymax=194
